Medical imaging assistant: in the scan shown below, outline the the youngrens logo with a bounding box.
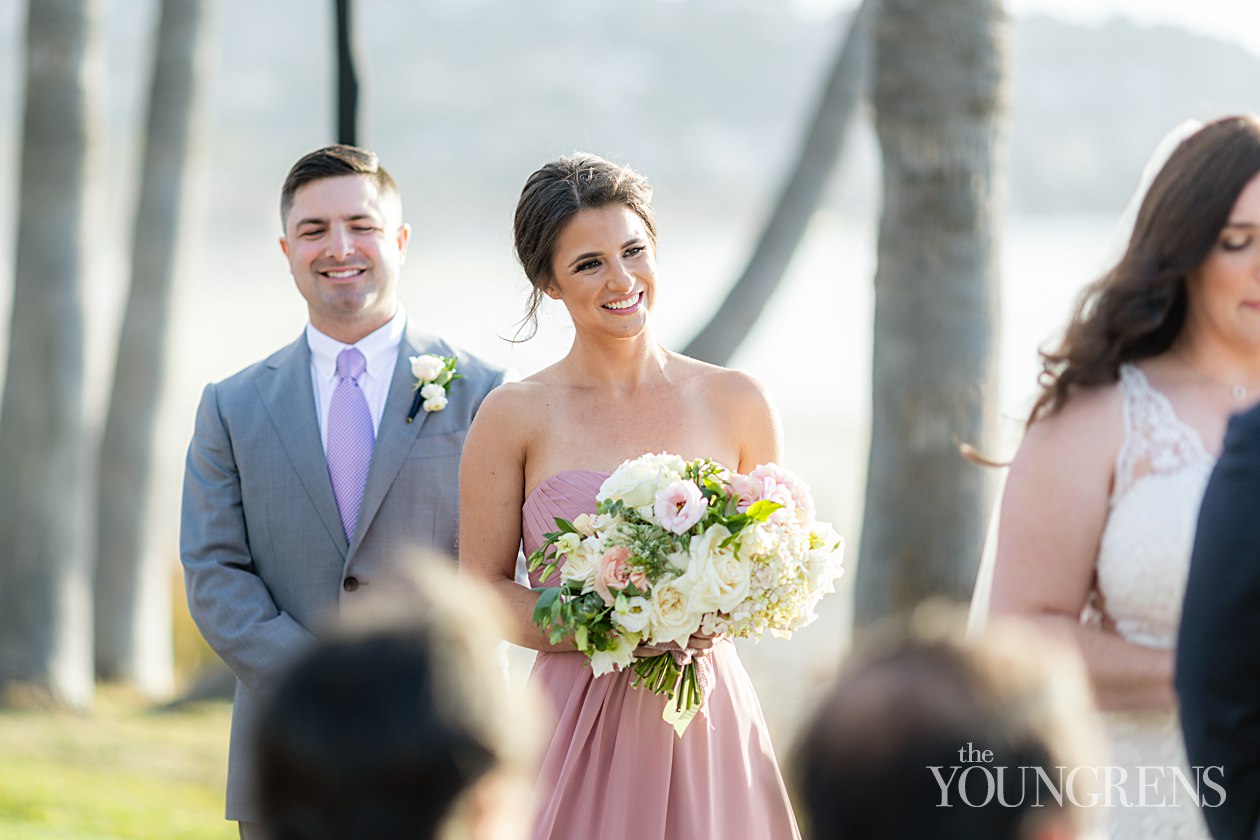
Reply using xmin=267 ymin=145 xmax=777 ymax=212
xmin=930 ymin=742 xmax=1226 ymax=809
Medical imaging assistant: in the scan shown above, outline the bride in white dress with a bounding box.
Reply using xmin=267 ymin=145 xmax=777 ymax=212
xmin=983 ymin=115 xmax=1260 ymax=839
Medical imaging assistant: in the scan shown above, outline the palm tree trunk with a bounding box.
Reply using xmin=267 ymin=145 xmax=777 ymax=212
xmin=0 ymin=0 xmax=102 ymax=710
xmin=853 ymin=0 xmax=1010 ymax=631
xmin=94 ymin=0 xmax=211 ymax=697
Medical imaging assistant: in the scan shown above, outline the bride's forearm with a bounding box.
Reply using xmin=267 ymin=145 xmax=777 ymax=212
xmin=1075 ymin=624 xmax=1176 ymax=712
xmin=1018 ymin=612 xmax=1175 ymax=711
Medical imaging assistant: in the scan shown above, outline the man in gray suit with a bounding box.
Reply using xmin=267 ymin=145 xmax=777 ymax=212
xmin=179 ymin=145 xmax=507 ymax=837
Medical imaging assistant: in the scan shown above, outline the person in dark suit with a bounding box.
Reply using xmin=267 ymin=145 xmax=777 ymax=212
xmin=180 ymin=145 xmax=507 ymax=836
xmin=1178 ymin=402 xmax=1260 ymax=840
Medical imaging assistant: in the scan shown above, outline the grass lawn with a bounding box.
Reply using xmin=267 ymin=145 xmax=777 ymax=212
xmin=0 ymin=689 xmax=234 ymax=839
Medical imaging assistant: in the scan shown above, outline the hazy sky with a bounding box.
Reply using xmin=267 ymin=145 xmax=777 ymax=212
xmin=1011 ymin=0 xmax=1260 ymax=56
xmin=802 ymin=0 xmax=1260 ymax=58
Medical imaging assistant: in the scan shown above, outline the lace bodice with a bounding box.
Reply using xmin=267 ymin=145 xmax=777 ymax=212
xmin=1094 ymin=364 xmax=1214 ymax=648
xmin=1111 ymin=364 xmax=1214 ymax=505
xmin=1093 ymin=364 xmax=1215 ymax=840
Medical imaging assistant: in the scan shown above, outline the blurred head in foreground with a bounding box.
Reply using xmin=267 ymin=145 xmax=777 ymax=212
xmin=255 ymin=556 xmax=536 ymax=840
xmin=794 ymin=609 xmax=1104 ymax=840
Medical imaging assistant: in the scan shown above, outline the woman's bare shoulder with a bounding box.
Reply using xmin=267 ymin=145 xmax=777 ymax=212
xmin=479 ymin=378 xmax=544 ymax=409
xmin=667 ymin=358 xmax=781 ymax=465
xmin=1017 ymin=381 xmax=1125 ymax=471
xmin=669 ymin=354 xmax=770 ymax=401
xmin=1033 ymin=380 xmax=1123 ymax=431
xmin=471 ymin=378 xmax=551 ymax=436
xmin=711 ymin=368 xmax=775 ymax=422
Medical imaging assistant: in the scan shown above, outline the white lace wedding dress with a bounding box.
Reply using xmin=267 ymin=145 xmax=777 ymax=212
xmin=1090 ymin=364 xmax=1214 ymax=839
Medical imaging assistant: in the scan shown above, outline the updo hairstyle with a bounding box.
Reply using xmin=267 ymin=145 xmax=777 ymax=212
xmin=511 ymin=153 xmax=657 ymax=340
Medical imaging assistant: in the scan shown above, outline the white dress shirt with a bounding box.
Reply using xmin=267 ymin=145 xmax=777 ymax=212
xmin=306 ymin=308 xmax=406 ymax=450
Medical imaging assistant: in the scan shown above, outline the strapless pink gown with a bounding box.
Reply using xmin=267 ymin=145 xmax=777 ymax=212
xmin=523 ymin=470 xmax=801 ymax=840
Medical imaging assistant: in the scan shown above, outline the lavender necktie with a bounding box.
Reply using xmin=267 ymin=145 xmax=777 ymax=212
xmin=327 ymin=347 xmax=375 ymax=541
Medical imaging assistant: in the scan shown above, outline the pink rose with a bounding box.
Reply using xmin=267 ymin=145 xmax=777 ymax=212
xmin=729 ymin=464 xmax=816 ymax=524
xmin=729 ymin=473 xmax=789 ymax=520
xmin=653 ymin=479 xmax=706 ymax=535
xmin=727 ymin=473 xmax=762 ymax=510
xmin=628 ymin=567 xmax=650 ymax=594
xmin=593 ymin=545 xmax=634 ymax=605
xmin=760 ymin=464 xmax=816 ymax=523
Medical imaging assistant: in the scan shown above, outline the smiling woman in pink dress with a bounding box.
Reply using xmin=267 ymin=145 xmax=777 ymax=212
xmin=459 ymin=154 xmax=801 ymax=840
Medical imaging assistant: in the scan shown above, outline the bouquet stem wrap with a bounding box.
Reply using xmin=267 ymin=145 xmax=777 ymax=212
xmin=631 ymin=644 xmax=716 ymax=735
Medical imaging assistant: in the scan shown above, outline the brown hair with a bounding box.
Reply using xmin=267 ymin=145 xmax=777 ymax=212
xmin=256 ymin=558 xmax=536 ymax=840
xmin=280 ymin=144 xmax=399 ymax=227
xmin=511 ymin=153 xmax=657 ymax=340
xmin=1030 ymin=115 xmax=1260 ymax=424
xmin=793 ymin=611 xmax=1102 ymax=840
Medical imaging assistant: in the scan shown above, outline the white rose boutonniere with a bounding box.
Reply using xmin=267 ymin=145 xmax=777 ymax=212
xmin=406 ymin=353 xmax=461 ymax=422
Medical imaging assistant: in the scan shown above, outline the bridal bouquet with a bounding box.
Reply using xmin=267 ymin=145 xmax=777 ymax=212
xmin=528 ymin=453 xmax=845 ymax=735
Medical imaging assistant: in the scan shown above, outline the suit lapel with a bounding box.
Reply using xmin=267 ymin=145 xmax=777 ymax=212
xmin=349 ymin=327 xmax=432 ymax=555
xmin=257 ymin=334 xmax=349 ymax=553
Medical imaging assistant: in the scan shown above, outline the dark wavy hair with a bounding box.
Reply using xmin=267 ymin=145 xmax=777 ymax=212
xmin=1030 ymin=115 xmax=1260 ymax=425
xmin=511 ymin=153 xmax=657 ymax=340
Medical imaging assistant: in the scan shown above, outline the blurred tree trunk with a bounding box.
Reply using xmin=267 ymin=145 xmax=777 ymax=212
xmin=0 ymin=0 xmax=101 ymax=709
xmin=94 ymin=0 xmax=211 ymax=697
xmin=853 ymin=0 xmax=1009 ymax=630
xmin=684 ymin=0 xmax=872 ymax=365
xmin=335 ymin=0 xmax=359 ymax=145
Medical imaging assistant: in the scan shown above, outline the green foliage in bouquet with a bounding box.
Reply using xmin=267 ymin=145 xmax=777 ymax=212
xmin=524 ymin=453 xmax=845 ymax=735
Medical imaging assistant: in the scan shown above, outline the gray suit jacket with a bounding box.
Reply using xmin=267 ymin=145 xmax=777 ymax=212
xmin=179 ymin=324 xmax=506 ymax=821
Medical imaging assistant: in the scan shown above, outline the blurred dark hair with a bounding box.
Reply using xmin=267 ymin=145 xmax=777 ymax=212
xmin=255 ymin=559 xmax=532 ymax=840
xmin=280 ymin=144 xmax=399 ymax=227
xmin=511 ymin=153 xmax=657 ymax=340
xmin=793 ymin=612 xmax=1101 ymax=840
xmin=257 ymin=632 xmax=492 ymax=839
xmin=1030 ymin=114 xmax=1260 ymax=424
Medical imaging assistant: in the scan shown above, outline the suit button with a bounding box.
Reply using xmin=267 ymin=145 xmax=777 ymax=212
xmin=343 ymin=577 xmax=359 ymax=592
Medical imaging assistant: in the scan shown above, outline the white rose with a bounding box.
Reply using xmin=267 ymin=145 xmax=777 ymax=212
xmin=590 ymin=513 xmax=618 ymax=537
xmin=755 ymin=564 xmax=778 ymax=590
xmin=646 ymin=577 xmax=702 ymax=648
xmin=422 ymin=394 xmax=448 ymax=412
xmin=688 ymin=524 xmax=751 ymax=614
xmin=554 ymin=531 xmax=582 ymax=555
xmin=410 ymin=353 xmax=446 ymax=381
xmin=737 ymin=522 xmax=777 ymax=562
xmin=805 ymin=526 xmax=846 ymax=596
xmin=596 ymin=452 xmax=687 ymax=509
xmin=611 ymin=595 xmax=651 ymax=634
xmin=559 ymin=537 xmax=600 ymax=590
xmin=589 ymin=632 xmax=639 ymax=677
xmin=420 ymin=382 xmax=446 ymax=401
xmin=664 ymin=549 xmax=691 ymax=577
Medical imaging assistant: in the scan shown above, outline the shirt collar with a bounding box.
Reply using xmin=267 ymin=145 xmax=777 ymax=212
xmin=306 ymin=307 xmax=407 ymax=383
